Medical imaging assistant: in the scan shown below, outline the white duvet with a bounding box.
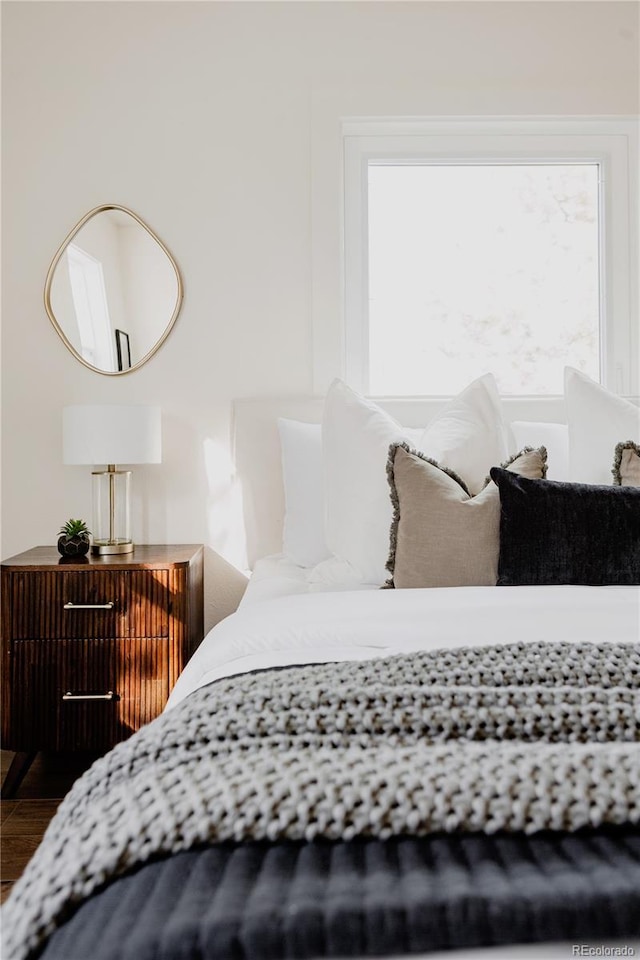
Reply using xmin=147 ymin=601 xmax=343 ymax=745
xmin=166 ymin=582 xmax=640 ymax=959
xmin=167 ymin=584 xmax=640 ymax=710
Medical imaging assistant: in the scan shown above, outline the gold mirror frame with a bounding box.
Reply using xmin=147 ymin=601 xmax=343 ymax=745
xmin=44 ymin=204 xmax=184 ymax=376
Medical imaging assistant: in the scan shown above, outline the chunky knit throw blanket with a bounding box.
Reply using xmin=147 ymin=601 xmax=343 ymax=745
xmin=3 ymin=640 xmax=640 ymax=960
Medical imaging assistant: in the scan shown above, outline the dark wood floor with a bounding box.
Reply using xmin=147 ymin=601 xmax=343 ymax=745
xmin=1 ymin=750 xmax=97 ymax=904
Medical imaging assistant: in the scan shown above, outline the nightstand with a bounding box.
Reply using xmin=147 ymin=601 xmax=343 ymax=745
xmin=1 ymin=544 xmax=204 ymax=798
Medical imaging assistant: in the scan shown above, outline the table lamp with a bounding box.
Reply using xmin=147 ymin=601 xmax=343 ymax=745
xmin=63 ymin=405 xmax=161 ymax=555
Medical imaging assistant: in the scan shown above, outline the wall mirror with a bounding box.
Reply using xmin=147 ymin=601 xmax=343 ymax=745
xmin=44 ymin=204 xmax=183 ymax=375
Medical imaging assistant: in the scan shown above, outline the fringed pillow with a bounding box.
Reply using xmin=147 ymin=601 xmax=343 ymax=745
xmin=613 ymin=441 xmax=640 ymax=487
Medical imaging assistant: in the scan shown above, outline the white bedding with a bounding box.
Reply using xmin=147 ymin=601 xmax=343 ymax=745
xmin=167 ymin=581 xmax=640 ymax=709
xmin=167 ymin=576 xmax=640 ymax=958
xmin=239 ymin=553 xmax=378 ymax=606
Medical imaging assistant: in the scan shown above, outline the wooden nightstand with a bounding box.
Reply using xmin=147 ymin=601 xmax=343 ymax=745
xmin=1 ymin=544 xmax=204 ymax=798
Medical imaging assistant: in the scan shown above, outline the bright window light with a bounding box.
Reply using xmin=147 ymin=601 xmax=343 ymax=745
xmin=66 ymin=243 xmax=114 ymax=370
xmin=367 ymin=163 xmax=600 ymax=396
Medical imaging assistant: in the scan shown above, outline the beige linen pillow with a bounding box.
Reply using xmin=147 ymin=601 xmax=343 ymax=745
xmin=612 ymin=441 xmax=640 ymax=486
xmin=385 ymin=443 xmax=547 ymax=589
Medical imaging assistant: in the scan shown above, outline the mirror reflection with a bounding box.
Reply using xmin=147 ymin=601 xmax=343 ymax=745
xmin=45 ymin=205 xmax=183 ymax=374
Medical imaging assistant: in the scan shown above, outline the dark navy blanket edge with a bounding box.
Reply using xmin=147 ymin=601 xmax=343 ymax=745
xmin=39 ymin=826 xmax=640 ymax=960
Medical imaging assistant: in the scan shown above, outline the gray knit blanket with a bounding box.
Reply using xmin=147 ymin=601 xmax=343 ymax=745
xmin=3 ymin=640 xmax=640 ymax=960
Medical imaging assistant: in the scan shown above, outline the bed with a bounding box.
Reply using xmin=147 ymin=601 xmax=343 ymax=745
xmin=2 ymin=369 xmax=639 ymax=960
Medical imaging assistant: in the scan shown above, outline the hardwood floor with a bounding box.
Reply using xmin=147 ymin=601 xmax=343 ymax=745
xmin=1 ymin=749 xmax=97 ymax=904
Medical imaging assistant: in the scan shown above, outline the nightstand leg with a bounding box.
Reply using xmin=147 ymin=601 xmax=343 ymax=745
xmin=1 ymin=751 xmax=37 ymax=799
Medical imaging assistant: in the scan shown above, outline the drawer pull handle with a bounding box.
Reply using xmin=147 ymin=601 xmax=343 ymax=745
xmin=64 ymin=601 xmax=115 ymax=610
xmin=62 ymin=691 xmax=118 ymax=701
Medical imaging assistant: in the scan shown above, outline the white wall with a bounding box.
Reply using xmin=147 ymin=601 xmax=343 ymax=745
xmin=2 ymin=1 xmax=638 ymax=630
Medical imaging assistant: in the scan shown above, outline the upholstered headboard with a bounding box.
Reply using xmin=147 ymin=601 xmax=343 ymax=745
xmin=232 ymin=395 xmax=567 ymax=568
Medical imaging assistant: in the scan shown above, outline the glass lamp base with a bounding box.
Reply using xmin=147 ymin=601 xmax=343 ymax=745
xmin=91 ymin=540 xmax=134 ymax=556
xmin=91 ymin=467 xmax=132 ymax=554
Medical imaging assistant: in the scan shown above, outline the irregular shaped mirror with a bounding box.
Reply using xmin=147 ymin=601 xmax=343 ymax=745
xmin=45 ymin=205 xmax=183 ymax=374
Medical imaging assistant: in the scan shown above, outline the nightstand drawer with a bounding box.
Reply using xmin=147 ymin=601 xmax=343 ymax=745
xmin=7 ymin=570 xmax=170 ymax=639
xmin=9 ymin=637 xmax=170 ymax=751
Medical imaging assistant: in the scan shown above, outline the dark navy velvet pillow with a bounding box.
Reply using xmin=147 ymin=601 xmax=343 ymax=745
xmin=490 ymin=468 xmax=640 ymax=586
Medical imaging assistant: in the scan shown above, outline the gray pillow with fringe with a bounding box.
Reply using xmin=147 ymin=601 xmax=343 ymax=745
xmin=613 ymin=441 xmax=640 ymax=486
xmin=385 ymin=444 xmax=547 ymax=589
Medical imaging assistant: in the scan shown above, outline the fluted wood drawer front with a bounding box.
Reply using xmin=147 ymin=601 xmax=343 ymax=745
xmin=9 ymin=637 xmax=170 ymax=751
xmin=8 ymin=570 xmax=170 ymax=639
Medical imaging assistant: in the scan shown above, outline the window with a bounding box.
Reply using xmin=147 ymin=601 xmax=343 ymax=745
xmin=66 ymin=243 xmax=114 ymax=369
xmin=368 ymin=163 xmax=600 ymax=396
xmin=343 ymin=119 xmax=638 ymax=397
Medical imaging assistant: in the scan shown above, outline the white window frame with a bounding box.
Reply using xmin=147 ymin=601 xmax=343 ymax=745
xmin=343 ymin=117 xmax=639 ymax=397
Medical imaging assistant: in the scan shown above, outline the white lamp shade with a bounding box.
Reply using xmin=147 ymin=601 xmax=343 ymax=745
xmin=63 ymin=405 xmax=162 ymax=465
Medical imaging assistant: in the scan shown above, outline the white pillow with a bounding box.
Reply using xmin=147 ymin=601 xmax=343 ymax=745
xmin=278 ymin=419 xmax=329 ymax=568
xmin=280 ymin=420 xmax=425 ymax=572
xmin=417 ymin=373 xmax=507 ymax=495
xmin=320 ymin=380 xmax=406 ymax=585
xmin=564 ymin=367 xmax=640 ymax=485
xmin=319 ymin=375 xmax=507 ymax=585
xmin=510 ymin=421 xmax=569 ymax=482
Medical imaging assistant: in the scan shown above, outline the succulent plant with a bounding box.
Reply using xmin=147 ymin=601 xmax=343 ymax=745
xmin=59 ymin=518 xmax=91 ymax=538
xmin=57 ymin=519 xmax=91 ymax=557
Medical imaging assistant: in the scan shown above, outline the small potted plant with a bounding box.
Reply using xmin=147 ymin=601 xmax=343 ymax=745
xmin=57 ymin=518 xmax=91 ymax=558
